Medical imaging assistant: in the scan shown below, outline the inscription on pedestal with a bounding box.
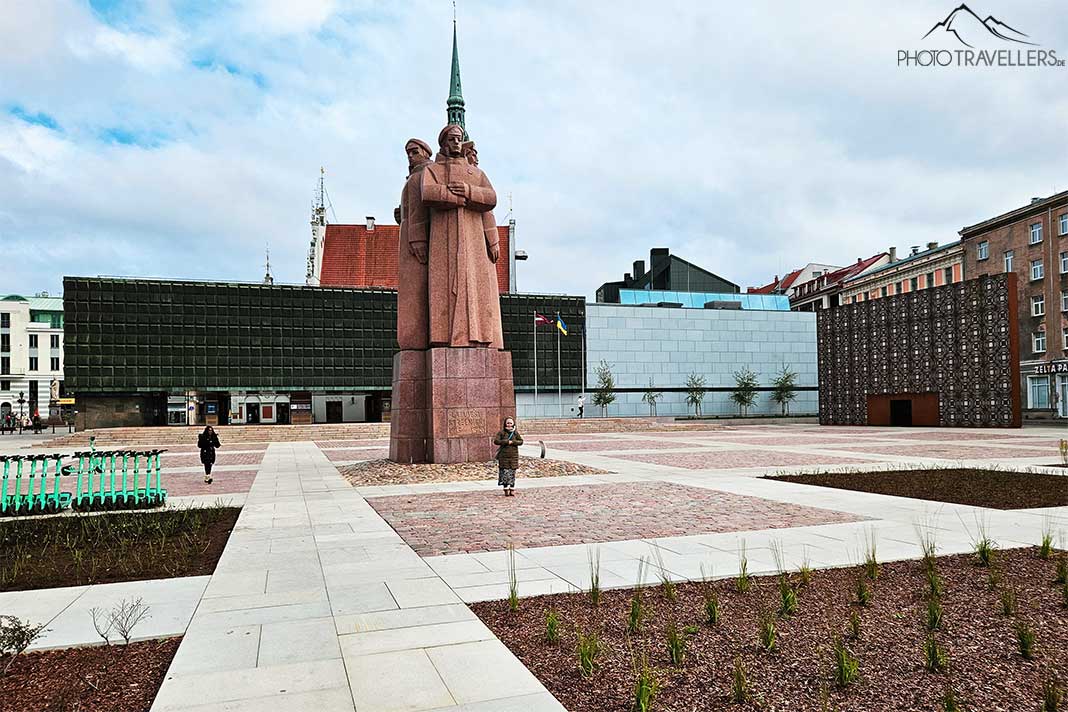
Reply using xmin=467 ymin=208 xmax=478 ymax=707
xmin=448 ymin=409 xmax=483 ymax=437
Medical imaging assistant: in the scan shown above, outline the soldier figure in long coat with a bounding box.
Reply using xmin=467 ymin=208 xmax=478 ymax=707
xmin=396 ymin=138 xmax=434 ymax=350
xmin=421 ymin=124 xmax=503 ymax=349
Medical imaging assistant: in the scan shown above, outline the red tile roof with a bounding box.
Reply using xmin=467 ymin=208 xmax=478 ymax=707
xmin=748 ymin=267 xmax=803 ymax=294
xmin=319 ymin=224 xmax=511 ymax=293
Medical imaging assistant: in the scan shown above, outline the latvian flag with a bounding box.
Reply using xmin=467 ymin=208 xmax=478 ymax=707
xmin=534 ymin=312 xmax=553 ymax=326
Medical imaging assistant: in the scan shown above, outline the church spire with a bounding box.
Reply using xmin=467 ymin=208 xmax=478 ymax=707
xmin=446 ymin=10 xmax=467 ymax=138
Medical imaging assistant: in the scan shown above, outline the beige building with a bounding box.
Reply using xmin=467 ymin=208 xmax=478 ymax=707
xmin=0 ymin=294 xmax=65 ymax=423
xmin=840 ymin=242 xmax=964 ymax=305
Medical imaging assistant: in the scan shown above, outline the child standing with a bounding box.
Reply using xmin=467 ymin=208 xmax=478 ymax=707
xmin=493 ymin=416 xmax=523 ymax=497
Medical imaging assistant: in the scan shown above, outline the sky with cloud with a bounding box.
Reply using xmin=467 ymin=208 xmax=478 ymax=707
xmin=1 ymin=0 xmax=1066 ymax=299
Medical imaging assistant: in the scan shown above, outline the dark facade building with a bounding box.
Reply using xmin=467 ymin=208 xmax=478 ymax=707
xmin=817 ymin=273 xmax=1021 ymax=428
xmin=595 ymin=248 xmax=738 ymax=303
xmin=959 ymin=191 xmax=1068 ymax=420
xmin=63 ymin=277 xmax=583 ymax=429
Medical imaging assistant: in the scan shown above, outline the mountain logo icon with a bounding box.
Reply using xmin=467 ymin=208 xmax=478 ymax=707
xmin=922 ymin=4 xmax=1037 ymax=48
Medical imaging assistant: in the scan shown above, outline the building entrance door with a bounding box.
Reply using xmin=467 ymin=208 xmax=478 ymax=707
xmin=890 ymin=399 xmax=913 ymax=427
xmin=277 ymin=402 xmax=290 ymax=425
xmin=326 ymin=401 xmax=343 ymax=423
xmin=247 ymin=403 xmax=261 ymax=424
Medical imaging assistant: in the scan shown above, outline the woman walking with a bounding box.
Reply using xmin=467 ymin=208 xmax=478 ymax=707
xmin=197 ymin=425 xmax=221 ymax=484
xmin=493 ymin=416 xmax=523 ymax=496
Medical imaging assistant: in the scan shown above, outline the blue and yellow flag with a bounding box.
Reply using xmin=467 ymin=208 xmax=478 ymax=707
xmin=555 ymin=314 xmax=568 ymax=336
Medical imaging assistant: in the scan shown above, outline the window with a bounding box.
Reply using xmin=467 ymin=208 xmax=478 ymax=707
xmin=0 ymin=334 xmax=7 ymax=351
xmin=28 ymin=357 xmax=38 ymax=371
xmin=50 ymin=357 xmax=59 ymax=371
xmin=1064 ymin=327 xmax=1068 ymax=350
xmin=880 ymin=286 xmax=887 ymax=298
xmin=977 ymin=241 xmax=989 ymax=260
xmin=50 ymin=334 xmax=60 ymax=349
xmin=1033 ymin=331 xmax=1047 ymax=353
xmin=944 ymin=266 xmax=953 ymax=284
xmin=1061 ymin=251 xmax=1068 ymax=274
xmin=1030 ymin=222 xmax=1043 ymax=244
xmin=1031 ymin=259 xmax=1044 ymax=280
xmin=925 ymin=272 xmax=935 ymax=288
xmin=0 ymin=380 xmax=8 ymax=391
xmin=0 ymin=313 xmax=8 ymax=328
xmin=1028 ymin=375 xmax=1050 ymax=409
xmin=1004 ymin=250 xmax=1014 ymax=272
xmin=910 ymin=276 xmax=919 ymax=291
xmin=0 ymin=357 xmax=8 ymax=375
xmin=1061 ymin=213 xmax=1068 ymax=235
xmin=1063 ymin=290 xmax=1068 ymax=312
xmin=896 ymin=281 xmax=904 ymax=293
xmin=28 ymin=334 xmax=37 ymax=349
xmin=1032 ymin=295 xmax=1045 ymax=316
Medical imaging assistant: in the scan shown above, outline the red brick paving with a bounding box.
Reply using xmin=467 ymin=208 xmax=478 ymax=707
xmin=162 ymin=452 xmax=265 ymax=468
xmin=605 ymin=450 xmax=874 ymax=470
xmin=315 ymin=439 xmax=389 ymax=449
xmin=823 ymin=443 xmax=1055 ymax=459
xmin=368 ymin=482 xmax=866 ymax=556
xmin=548 ymin=439 xmax=712 ymax=452
xmin=710 ymin=436 xmax=887 ymax=447
xmin=887 ymin=431 xmax=1032 ymax=442
xmin=35 ymin=468 xmax=257 ymax=498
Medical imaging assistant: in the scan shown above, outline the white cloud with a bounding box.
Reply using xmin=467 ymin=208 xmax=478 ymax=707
xmin=0 ymin=0 xmax=1065 ymax=298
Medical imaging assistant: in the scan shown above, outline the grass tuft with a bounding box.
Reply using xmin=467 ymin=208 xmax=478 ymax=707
xmin=941 ymin=684 xmax=964 ymax=712
xmin=923 ymin=634 xmax=949 ymax=673
xmin=1015 ymin=622 xmax=1036 ymax=660
xmin=631 ymin=653 xmax=659 ymax=712
xmin=925 ymin=563 xmax=944 ymax=599
xmin=999 ymin=586 xmax=1017 ymax=617
xmin=758 ymin=609 xmax=777 ymax=652
xmin=926 ymin=596 xmax=944 ymax=631
xmin=1055 ymin=555 xmax=1068 ymax=586
xmin=650 ymin=547 xmax=677 ymax=601
xmin=863 ymin=529 xmax=879 ymax=580
xmin=1042 ymin=676 xmax=1065 ymax=712
xmin=731 ymin=656 xmax=750 ymax=703
xmin=577 ymin=630 xmax=600 ymax=677
xmin=588 ymin=547 xmax=601 ymax=606
xmin=848 ymin=610 xmax=861 ymax=640
xmin=855 ymin=575 xmax=872 ymax=607
xmin=628 ymin=595 xmax=643 ymax=635
xmin=507 ymin=545 xmax=519 ymax=613
xmin=1039 ymin=517 xmax=1055 ymax=560
xmin=778 ymin=575 xmax=798 ymax=617
xmin=832 ymin=636 xmax=859 ymax=687
xmin=545 ymin=607 xmax=560 ymax=644
xmin=666 ymin=622 xmax=686 ymax=666
xmin=735 ymin=541 xmax=751 ymax=593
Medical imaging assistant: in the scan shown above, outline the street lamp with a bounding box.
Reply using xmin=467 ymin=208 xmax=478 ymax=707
xmin=16 ymin=391 xmax=25 ymax=433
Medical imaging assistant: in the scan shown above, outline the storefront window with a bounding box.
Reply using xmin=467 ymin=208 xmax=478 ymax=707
xmin=1028 ymin=375 xmax=1050 ymax=409
xmin=167 ymin=405 xmax=187 ymax=425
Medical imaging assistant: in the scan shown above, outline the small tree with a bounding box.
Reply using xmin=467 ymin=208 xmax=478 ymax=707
xmin=641 ymin=378 xmax=663 ymax=416
xmin=770 ymin=365 xmax=798 ymax=416
xmin=592 ymin=360 xmax=616 ymax=417
xmin=730 ymin=367 xmax=759 ymax=416
xmin=1 ymin=616 xmax=48 ymax=677
xmin=685 ymin=373 xmax=706 ymax=417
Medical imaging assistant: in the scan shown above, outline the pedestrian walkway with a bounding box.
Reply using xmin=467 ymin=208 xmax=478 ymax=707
xmin=150 ymin=441 xmax=563 ymax=712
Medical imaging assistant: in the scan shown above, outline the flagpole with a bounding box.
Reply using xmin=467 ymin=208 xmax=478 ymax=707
xmin=557 ymin=313 xmax=563 ymax=418
xmin=581 ymin=323 xmax=586 ymax=397
xmin=533 ymin=311 xmax=538 ymax=416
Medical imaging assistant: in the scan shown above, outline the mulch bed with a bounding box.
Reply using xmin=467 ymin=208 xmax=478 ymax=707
xmin=338 ymin=456 xmax=611 ymax=487
xmin=473 ymin=548 xmax=1068 ymax=711
xmin=766 ymin=468 xmax=1068 ymax=509
xmin=0 ymin=507 xmax=240 ymax=592
xmin=0 ymin=637 xmax=180 ymax=712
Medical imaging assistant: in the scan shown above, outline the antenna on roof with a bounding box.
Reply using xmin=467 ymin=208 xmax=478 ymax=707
xmin=264 ymin=244 xmax=274 ymax=285
xmin=506 ymin=191 xmax=513 ymax=220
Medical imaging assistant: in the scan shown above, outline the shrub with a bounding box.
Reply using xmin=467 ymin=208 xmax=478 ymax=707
xmin=545 ymin=608 xmax=560 ymax=644
xmin=731 ymin=656 xmax=750 ymax=703
xmin=684 ymin=372 xmax=706 ymax=417
xmin=666 ymin=622 xmax=685 ymax=666
xmin=1016 ymin=622 xmax=1036 ymax=660
xmin=0 ymin=616 xmax=48 ymax=677
xmin=730 ymin=367 xmax=759 ymax=416
xmin=924 ymin=635 xmax=948 ymax=673
xmin=577 ymin=631 xmax=600 ymax=677
xmin=832 ymin=637 xmax=859 ymax=687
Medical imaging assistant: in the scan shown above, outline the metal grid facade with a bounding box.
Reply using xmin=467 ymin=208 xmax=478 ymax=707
xmin=817 ymin=273 xmax=1021 ymax=427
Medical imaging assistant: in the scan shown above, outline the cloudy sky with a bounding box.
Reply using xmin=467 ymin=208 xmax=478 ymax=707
xmin=1 ymin=1 xmax=1066 ymax=299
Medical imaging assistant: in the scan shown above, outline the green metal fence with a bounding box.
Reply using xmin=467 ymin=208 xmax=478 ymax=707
xmin=1 ymin=439 xmax=167 ymax=516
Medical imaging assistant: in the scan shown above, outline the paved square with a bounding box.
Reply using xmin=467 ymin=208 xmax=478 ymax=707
xmin=367 ymin=482 xmax=867 ymax=556
xmin=322 ymin=448 xmax=391 ymax=462
xmin=547 ymin=438 xmax=710 ymax=451
xmin=823 ymin=443 xmax=1054 ymax=459
xmin=162 ymin=451 xmax=265 ymax=468
xmin=604 ymin=450 xmax=874 ymax=470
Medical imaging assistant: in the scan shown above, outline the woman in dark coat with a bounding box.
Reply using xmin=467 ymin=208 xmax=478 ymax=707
xmin=492 ymin=416 xmax=523 ymax=496
xmin=197 ymin=426 xmax=221 ymax=484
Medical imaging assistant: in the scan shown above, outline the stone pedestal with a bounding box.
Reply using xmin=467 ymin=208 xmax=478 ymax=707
xmin=388 ymin=347 xmax=515 ymax=464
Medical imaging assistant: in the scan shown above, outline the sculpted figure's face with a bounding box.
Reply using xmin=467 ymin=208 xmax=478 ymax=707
xmin=406 ymin=144 xmax=428 ymax=168
xmin=444 ymin=130 xmax=464 ymax=157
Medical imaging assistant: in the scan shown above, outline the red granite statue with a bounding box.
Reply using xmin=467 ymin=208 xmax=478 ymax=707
xmin=421 ymin=124 xmax=504 ymax=349
xmin=396 ymin=138 xmax=433 ymax=350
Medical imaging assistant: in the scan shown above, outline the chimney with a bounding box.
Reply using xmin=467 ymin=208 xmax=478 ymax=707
xmin=1031 ymin=197 xmax=1043 ymax=204
xmin=926 ymin=241 xmax=938 ymax=250
xmin=365 ymin=216 xmax=375 ymax=231
xmin=774 ymin=274 xmax=779 ymax=283
xmin=910 ymin=245 xmax=920 ymax=256
xmin=623 ymin=272 xmax=632 ymax=284
xmin=633 ymin=260 xmax=645 ymax=280
xmin=888 ymin=246 xmax=897 ymax=262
